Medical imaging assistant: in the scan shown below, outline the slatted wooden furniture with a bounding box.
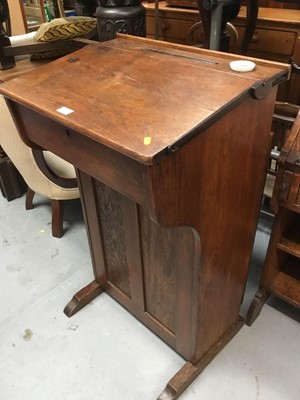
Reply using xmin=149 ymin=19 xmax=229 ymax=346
xmin=0 ymin=35 xmax=290 ymax=399
xmin=247 ymin=108 xmax=300 ymax=326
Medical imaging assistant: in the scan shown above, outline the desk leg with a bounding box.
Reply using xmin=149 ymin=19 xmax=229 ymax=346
xmin=245 ymin=290 xmax=270 ymax=326
xmin=64 ymin=280 xmax=104 ymax=317
xmin=157 ymin=317 xmax=244 ymax=400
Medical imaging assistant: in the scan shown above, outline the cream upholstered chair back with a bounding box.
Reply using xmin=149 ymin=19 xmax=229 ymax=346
xmin=0 ymin=94 xmax=80 ymax=237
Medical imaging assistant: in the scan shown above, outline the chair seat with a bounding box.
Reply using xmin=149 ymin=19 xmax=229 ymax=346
xmin=43 ymin=151 xmax=77 ymax=179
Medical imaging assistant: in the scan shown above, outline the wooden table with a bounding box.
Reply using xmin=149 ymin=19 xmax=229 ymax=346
xmin=0 ymin=35 xmax=290 ymax=399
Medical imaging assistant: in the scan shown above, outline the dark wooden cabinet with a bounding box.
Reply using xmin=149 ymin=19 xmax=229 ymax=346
xmin=0 ymin=36 xmax=289 ymax=399
xmin=144 ymin=2 xmax=202 ymax=44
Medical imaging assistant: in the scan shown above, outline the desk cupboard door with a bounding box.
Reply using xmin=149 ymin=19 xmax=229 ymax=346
xmin=78 ymin=172 xmax=201 ymax=361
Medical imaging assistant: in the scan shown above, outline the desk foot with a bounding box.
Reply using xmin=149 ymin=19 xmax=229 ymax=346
xmin=245 ymin=290 xmax=269 ymax=326
xmin=157 ymin=317 xmax=244 ymax=400
xmin=64 ymin=280 xmax=103 ymax=317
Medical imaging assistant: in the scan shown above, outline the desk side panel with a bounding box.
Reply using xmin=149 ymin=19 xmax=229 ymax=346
xmin=147 ymin=90 xmax=277 ymax=362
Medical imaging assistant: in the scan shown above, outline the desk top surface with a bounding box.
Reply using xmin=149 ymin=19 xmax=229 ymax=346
xmin=0 ymin=36 xmax=290 ymax=164
xmin=0 ymin=57 xmax=48 ymax=83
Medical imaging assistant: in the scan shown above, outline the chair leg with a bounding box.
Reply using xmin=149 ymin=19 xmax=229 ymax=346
xmin=25 ymin=188 xmax=35 ymax=210
xmin=51 ymin=199 xmax=64 ymax=238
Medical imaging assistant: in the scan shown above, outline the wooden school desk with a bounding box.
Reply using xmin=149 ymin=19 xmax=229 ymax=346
xmin=0 ymin=35 xmax=290 ymax=399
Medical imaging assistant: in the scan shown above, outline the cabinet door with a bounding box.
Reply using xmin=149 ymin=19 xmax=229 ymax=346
xmin=235 ymin=25 xmax=296 ymax=61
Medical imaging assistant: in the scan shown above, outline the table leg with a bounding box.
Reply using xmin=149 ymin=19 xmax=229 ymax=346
xmin=157 ymin=316 xmax=244 ymax=400
xmin=245 ymin=289 xmax=270 ymax=326
xmin=64 ymin=280 xmax=104 ymax=317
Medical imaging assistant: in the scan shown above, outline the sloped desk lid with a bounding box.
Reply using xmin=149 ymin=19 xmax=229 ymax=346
xmin=0 ymin=35 xmax=290 ymax=164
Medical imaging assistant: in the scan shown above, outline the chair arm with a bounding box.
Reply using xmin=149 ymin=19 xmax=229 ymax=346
xmin=32 ymin=149 xmax=77 ymax=189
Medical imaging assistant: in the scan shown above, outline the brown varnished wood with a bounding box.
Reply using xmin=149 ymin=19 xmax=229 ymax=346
xmin=264 ymin=0 xmax=300 ymax=9
xmin=64 ymin=281 xmax=104 ymax=317
xmin=145 ymin=3 xmax=300 ymax=104
xmin=285 ymin=112 xmax=300 ymax=167
xmin=0 ymin=37 xmax=289 ymax=398
xmin=246 ymin=110 xmax=300 ymax=326
xmin=0 ymin=36 xmax=289 ymax=165
xmin=25 ymin=187 xmax=35 ymax=210
xmin=237 ymin=5 xmax=300 ymax=25
xmin=76 ymin=171 xmax=107 ymax=287
xmin=157 ymin=317 xmax=244 ymax=400
xmin=79 ymin=179 xmax=200 ymax=355
xmin=234 ymin=6 xmax=300 ymax=103
xmin=270 ymin=272 xmax=300 ymax=307
xmin=32 ymin=149 xmax=77 ymax=188
xmin=51 ymin=199 xmax=64 ymax=238
xmin=95 ymin=182 xmax=132 ymax=298
xmin=0 ymin=153 xmax=26 ymax=200
xmin=277 ymin=239 xmax=300 ymax=258
xmin=25 ymin=184 xmax=66 ymax=238
xmin=5 ymin=102 xmax=149 ymax=207
xmin=146 ymin=90 xmax=278 ymax=361
xmin=0 ymin=57 xmax=48 ymax=82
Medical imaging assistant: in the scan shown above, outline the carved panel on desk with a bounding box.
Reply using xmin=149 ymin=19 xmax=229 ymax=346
xmin=89 ymin=179 xmax=200 ymax=359
xmin=95 ymin=182 xmax=131 ymax=297
xmin=139 ymin=206 xmax=197 ymax=337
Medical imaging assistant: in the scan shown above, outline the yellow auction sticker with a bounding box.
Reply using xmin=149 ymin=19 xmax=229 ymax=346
xmin=144 ymin=136 xmax=152 ymax=145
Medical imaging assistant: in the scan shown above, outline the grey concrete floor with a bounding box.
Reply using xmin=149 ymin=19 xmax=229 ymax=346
xmin=0 ymin=193 xmax=299 ymax=400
